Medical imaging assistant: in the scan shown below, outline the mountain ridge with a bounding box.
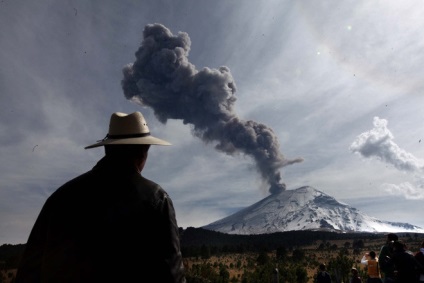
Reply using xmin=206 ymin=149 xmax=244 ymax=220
xmin=202 ymin=186 xmax=424 ymax=234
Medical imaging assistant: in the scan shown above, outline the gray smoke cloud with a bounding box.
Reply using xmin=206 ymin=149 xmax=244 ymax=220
xmin=121 ymin=23 xmax=303 ymax=194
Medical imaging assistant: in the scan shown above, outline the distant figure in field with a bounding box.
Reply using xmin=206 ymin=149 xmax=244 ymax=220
xmin=15 ymin=112 xmax=186 ymax=283
xmin=350 ymin=267 xmax=362 ymax=283
xmin=361 ymin=251 xmax=382 ymax=283
xmin=316 ymin=263 xmax=332 ymax=283
xmin=388 ymin=240 xmax=423 ymax=283
xmin=378 ymin=233 xmax=398 ymax=283
xmin=415 ymin=241 xmax=424 ymax=283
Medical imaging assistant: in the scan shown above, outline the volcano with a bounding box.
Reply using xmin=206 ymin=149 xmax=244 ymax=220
xmin=202 ymin=186 xmax=424 ymax=234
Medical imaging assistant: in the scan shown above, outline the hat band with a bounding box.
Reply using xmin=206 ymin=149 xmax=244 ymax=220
xmin=107 ymin=132 xmax=151 ymax=139
xmin=95 ymin=132 xmax=152 ymax=143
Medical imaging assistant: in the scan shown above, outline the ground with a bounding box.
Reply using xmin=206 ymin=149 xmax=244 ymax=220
xmin=184 ymin=235 xmax=424 ymax=282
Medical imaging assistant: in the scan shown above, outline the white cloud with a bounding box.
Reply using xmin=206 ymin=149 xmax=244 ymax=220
xmin=350 ymin=117 xmax=424 ymax=200
xmin=381 ymin=181 xmax=424 ymax=200
xmin=350 ymin=117 xmax=424 ymax=173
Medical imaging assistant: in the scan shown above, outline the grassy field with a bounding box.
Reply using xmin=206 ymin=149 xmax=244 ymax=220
xmin=183 ymin=235 xmax=424 ymax=282
xmin=2 ymin=234 xmax=423 ymax=283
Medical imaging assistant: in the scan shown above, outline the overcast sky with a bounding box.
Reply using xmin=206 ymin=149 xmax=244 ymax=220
xmin=1 ymin=0 xmax=424 ymax=245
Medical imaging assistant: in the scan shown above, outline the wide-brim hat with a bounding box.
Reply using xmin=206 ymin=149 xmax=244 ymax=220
xmin=85 ymin=112 xmax=171 ymax=149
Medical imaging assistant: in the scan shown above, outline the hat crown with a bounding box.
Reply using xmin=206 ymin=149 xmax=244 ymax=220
xmin=108 ymin=112 xmax=150 ymax=135
xmin=84 ymin=111 xmax=171 ymax=149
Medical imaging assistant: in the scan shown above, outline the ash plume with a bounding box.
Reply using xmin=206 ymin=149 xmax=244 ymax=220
xmin=121 ymin=23 xmax=303 ymax=194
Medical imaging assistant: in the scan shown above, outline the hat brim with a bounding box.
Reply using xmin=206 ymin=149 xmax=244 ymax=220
xmin=85 ymin=136 xmax=171 ymax=149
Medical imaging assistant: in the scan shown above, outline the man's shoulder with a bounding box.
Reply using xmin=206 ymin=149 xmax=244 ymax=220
xmin=380 ymin=245 xmax=389 ymax=251
xmin=60 ymin=170 xmax=95 ymax=188
xmin=326 ymin=272 xmax=331 ymax=280
xmin=394 ymin=251 xmax=414 ymax=261
xmin=136 ymin=175 xmax=168 ymax=198
xmin=317 ymin=271 xmax=331 ymax=278
xmin=379 ymin=245 xmax=390 ymax=256
xmin=49 ymin=170 xmax=95 ymax=197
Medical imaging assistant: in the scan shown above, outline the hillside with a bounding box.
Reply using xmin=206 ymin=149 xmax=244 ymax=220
xmin=202 ymin=186 xmax=424 ymax=234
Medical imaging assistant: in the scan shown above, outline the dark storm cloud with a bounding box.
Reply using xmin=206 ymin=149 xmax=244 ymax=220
xmin=122 ymin=23 xmax=303 ymax=194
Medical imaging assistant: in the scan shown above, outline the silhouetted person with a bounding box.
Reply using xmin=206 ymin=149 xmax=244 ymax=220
xmin=388 ymin=240 xmax=422 ymax=283
xmin=415 ymin=241 xmax=424 ymax=283
xmin=316 ymin=263 xmax=332 ymax=283
xmin=350 ymin=267 xmax=362 ymax=283
xmin=16 ymin=112 xmax=186 ymax=283
xmin=378 ymin=233 xmax=397 ymax=283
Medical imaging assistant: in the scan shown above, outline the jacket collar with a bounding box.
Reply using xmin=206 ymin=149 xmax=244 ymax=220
xmin=92 ymin=155 xmax=139 ymax=175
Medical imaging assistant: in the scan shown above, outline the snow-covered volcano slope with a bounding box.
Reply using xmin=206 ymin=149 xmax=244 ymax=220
xmin=202 ymin=186 xmax=424 ymax=234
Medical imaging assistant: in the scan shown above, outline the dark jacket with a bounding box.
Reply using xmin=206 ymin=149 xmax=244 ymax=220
xmin=378 ymin=243 xmax=395 ymax=279
xmin=350 ymin=276 xmax=362 ymax=283
xmin=316 ymin=271 xmax=331 ymax=283
xmin=389 ymin=249 xmax=422 ymax=283
xmin=16 ymin=156 xmax=186 ymax=283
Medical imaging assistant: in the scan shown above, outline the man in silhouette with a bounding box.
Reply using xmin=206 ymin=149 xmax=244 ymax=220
xmin=378 ymin=233 xmax=397 ymax=283
xmin=316 ymin=263 xmax=331 ymax=283
xmin=415 ymin=241 xmax=424 ymax=283
xmin=388 ymin=241 xmax=423 ymax=283
xmin=350 ymin=267 xmax=362 ymax=283
xmin=16 ymin=112 xmax=186 ymax=283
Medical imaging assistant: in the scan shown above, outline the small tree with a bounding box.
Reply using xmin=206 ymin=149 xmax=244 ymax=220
xmin=328 ymin=250 xmax=354 ymax=283
xmin=276 ymin=246 xmax=288 ymax=261
xmin=353 ymin=239 xmax=364 ymax=249
xmin=294 ymin=265 xmax=308 ymax=283
xmin=257 ymin=251 xmax=270 ymax=266
xmin=200 ymin=244 xmax=211 ymax=260
xmin=219 ymin=265 xmax=230 ymax=283
xmin=292 ymin=249 xmax=305 ymax=262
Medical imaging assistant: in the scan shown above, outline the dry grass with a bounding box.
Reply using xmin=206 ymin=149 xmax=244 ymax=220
xmin=3 ymin=236 xmax=422 ymax=283
xmin=1 ymin=269 xmax=17 ymax=283
xmin=184 ymin=236 xmax=424 ymax=283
